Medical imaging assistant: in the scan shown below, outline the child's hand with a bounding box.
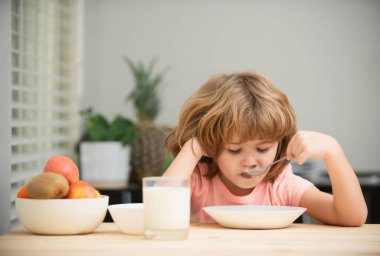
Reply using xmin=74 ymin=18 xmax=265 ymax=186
xmin=286 ymin=131 xmax=340 ymax=165
xmin=163 ymin=137 xmax=206 ymax=178
xmin=182 ymin=137 xmax=207 ymax=159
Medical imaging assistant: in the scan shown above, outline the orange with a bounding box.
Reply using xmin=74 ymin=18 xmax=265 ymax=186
xmin=17 ymin=185 xmax=28 ymax=198
xmin=66 ymin=180 xmax=101 ymax=199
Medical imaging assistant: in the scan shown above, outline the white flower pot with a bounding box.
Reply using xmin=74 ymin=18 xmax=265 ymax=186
xmin=80 ymin=142 xmax=131 ymax=183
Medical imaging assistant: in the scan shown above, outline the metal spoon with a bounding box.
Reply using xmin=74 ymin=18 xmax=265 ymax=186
xmin=243 ymin=156 xmax=288 ymax=177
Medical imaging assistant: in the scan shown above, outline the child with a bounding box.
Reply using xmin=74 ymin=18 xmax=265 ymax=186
xmin=164 ymin=71 xmax=367 ymax=226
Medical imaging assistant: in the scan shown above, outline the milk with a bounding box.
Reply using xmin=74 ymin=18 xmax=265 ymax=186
xmin=143 ymin=186 xmax=190 ymax=230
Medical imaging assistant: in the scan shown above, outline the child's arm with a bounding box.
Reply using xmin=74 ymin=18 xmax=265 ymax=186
xmin=287 ymin=131 xmax=368 ymax=226
xmin=163 ymin=138 xmax=205 ymax=178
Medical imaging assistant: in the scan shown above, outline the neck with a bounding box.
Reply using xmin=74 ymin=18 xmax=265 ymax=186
xmin=217 ymin=172 xmax=254 ymax=196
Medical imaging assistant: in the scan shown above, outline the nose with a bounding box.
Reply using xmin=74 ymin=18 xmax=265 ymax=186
xmin=241 ymin=153 xmax=259 ymax=168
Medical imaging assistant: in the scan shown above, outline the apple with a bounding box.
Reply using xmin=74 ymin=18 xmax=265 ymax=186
xmin=66 ymin=180 xmax=101 ymax=199
xmin=43 ymin=155 xmax=79 ymax=185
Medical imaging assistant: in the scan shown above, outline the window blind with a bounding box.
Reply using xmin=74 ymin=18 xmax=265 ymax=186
xmin=10 ymin=0 xmax=80 ymax=229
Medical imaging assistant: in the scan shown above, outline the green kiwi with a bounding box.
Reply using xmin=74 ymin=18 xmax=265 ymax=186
xmin=26 ymin=172 xmax=69 ymax=199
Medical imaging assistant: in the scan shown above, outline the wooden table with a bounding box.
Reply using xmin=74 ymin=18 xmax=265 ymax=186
xmin=0 ymin=223 xmax=379 ymax=256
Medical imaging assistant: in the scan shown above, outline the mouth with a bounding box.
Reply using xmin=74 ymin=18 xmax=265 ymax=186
xmin=239 ymin=172 xmax=253 ymax=179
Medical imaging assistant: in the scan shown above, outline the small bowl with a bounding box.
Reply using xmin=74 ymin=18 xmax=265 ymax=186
xmin=204 ymin=205 xmax=306 ymax=229
xmin=108 ymin=203 xmax=144 ymax=235
xmin=16 ymin=196 xmax=109 ymax=235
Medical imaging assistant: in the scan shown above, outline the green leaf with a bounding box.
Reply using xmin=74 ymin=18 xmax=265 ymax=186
xmin=109 ymin=115 xmax=136 ymax=145
xmin=86 ymin=114 xmax=110 ymax=141
xmin=81 ymin=106 xmax=136 ymax=145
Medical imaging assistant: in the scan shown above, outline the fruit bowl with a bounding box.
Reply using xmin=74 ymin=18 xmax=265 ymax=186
xmin=16 ymin=196 xmax=109 ymax=235
xmin=108 ymin=203 xmax=144 ymax=235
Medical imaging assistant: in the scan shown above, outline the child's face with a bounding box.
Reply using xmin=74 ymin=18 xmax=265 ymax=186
xmin=216 ymin=136 xmax=278 ymax=195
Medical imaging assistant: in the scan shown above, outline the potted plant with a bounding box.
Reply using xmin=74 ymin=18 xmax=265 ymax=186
xmin=123 ymin=56 xmax=169 ymax=183
xmin=79 ymin=108 xmax=136 ymax=185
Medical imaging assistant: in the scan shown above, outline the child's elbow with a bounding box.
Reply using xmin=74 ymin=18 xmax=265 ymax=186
xmin=353 ymin=210 xmax=368 ymax=227
xmin=343 ymin=216 xmax=366 ymax=227
xmin=341 ymin=207 xmax=368 ymax=227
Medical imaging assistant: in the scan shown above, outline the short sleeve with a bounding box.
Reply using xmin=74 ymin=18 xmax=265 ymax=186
xmin=190 ymin=164 xmax=210 ymax=223
xmin=272 ymin=165 xmax=314 ymax=206
xmin=191 ymin=163 xmax=211 ymax=198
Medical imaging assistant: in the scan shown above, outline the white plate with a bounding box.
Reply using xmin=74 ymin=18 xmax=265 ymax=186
xmin=203 ymin=205 xmax=306 ymax=229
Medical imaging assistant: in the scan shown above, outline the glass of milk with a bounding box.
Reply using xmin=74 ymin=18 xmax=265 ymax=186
xmin=143 ymin=176 xmax=190 ymax=240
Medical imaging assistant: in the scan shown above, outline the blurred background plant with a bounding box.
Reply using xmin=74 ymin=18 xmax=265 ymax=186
xmin=80 ymin=107 xmax=135 ymax=146
xmin=123 ymin=56 xmax=169 ymax=183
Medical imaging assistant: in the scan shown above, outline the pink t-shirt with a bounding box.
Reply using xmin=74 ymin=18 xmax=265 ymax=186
xmin=190 ymin=163 xmax=313 ymax=223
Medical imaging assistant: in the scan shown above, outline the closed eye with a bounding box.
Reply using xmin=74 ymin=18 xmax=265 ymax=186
xmin=257 ymin=148 xmax=270 ymax=153
xmin=227 ymin=148 xmax=242 ymax=154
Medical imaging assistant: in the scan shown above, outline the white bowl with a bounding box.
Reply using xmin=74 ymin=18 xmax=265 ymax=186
xmin=16 ymin=196 xmax=109 ymax=235
xmin=108 ymin=203 xmax=144 ymax=235
xmin=203 ymin=205 xmax=306 ymax=229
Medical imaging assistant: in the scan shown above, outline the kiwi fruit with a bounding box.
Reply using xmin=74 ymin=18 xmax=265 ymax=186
xmin=26 ymin=172 xmax=69 ymax=199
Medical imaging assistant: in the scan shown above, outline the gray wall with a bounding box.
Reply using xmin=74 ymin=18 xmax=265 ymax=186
xmin=82 ymin=0 xmax=380 ymax=171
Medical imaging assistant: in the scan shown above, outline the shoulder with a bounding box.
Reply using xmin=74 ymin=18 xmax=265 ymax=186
xmin=274 ymin=164 xmax=311 ymax=185
xmin=270 ymin=164 xmax=314 ymax=205
xmin=190 ymin=163 xmax=211 ymax=195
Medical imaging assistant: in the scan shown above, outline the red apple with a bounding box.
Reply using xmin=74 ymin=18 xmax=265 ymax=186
xmin=66 ymin=180 xmax=101 ymax=199
xmin=43 ymin=155 xmax=79 ymax=185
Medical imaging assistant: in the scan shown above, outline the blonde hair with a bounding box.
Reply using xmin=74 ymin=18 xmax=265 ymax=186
xmin=165 ymin=71 xmax=297 ymax=181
